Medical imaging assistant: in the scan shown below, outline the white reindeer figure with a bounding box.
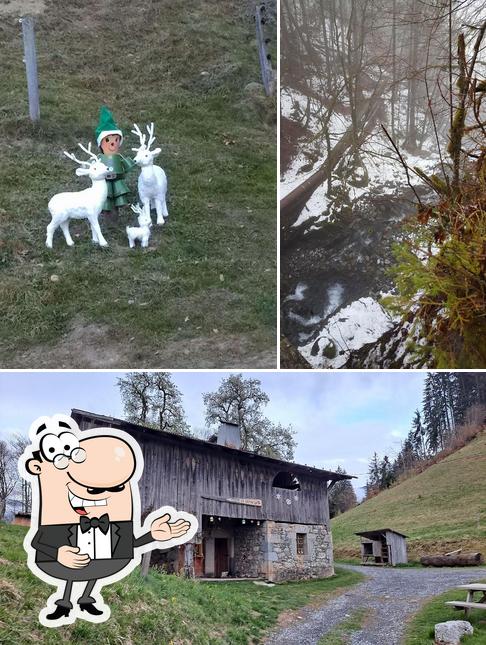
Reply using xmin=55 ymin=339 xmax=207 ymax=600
xmin=126 ymin=204 xmax=152 ymax=248
xmin=131 ymin=123 xmax=168 ymax=225
xmin=46 ymin=143 xmax=110 ymax=248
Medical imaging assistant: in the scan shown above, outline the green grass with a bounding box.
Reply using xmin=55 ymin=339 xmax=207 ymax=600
xmin=317 ymin=609 xmax=369 ymax=644
xmin=0 ymin=0 xmax=276 ymax=367
xmin=332 ymin=432 xmax=486 ymax=560
xmin=405 ymin=586 xmax=486 ymax=644
xmin=0 ymin=523 xmax=364 ymax=644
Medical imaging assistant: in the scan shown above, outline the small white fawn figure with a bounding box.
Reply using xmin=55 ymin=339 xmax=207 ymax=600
xmin=131 ymin=123 xmax=168 ymax=225
xmin=126 ymin=204 xmax=152 ymax=248
xmin=46 ymin=143 xmax=110 ymax=249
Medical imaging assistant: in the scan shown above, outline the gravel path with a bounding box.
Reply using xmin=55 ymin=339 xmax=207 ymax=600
xmin=265 ymin=564 xmax=486 ymax=645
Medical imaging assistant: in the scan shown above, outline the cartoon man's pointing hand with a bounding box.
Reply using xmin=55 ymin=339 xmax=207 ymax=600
xmin=19 ymin=414 xmax=198 ymax=628
xmin=150 ymin=513 xmax=192 ymax=541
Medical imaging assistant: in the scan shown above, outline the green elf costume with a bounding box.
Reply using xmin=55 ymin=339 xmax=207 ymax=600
xmin=95 ymin=106 xmax=136 ymax=212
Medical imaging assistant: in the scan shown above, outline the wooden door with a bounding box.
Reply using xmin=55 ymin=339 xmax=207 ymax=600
xmin=194 ymin=541 xmax=205 ymax=577
xmin=214 ymin=538 xmax=229 ymax=578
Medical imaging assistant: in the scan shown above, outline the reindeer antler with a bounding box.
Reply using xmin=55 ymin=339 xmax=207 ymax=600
xmin=63 ymin=141 xmax=97 ymax=166
xmin=146 ymin=122 xmax=156 ymax=150
xmin=131 ymin=123 xmax=146 ymax=151
xmin=77 ymin=142 xmax=98 ymax=161
xmin=131 ymin=203 xmax=144 ymax=216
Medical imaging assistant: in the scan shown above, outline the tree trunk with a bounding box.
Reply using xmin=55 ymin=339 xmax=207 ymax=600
xmin=140 ymin=551 xmax=151 ymax=578
xmin=391 ymin=0 xmax=397 ymax=137
xmin=421 ymin=553 xmax=484 ymax=567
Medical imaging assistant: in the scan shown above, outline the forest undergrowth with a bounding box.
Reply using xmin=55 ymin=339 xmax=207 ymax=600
xmin=389 ymin=25 xmax=486 ymax=368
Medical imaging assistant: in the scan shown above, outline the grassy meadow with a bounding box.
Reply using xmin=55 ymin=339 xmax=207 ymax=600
xmin=332 ymin=432 xmax=486 ymax=561
xmin=0 ymin=523 xmax=364 ymax=645
xmin=0 ymin=0 xmax=276 ymax=368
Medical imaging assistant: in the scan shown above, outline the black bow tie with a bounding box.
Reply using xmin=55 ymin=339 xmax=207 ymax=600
xmin=79 ymin=514 xmax=110 ymax=534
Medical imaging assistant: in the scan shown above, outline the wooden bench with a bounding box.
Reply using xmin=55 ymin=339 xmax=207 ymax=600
xmin=446 ymin=584 xmax=486 ymax=616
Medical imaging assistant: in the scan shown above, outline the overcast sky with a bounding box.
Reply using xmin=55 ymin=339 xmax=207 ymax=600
xmin=0 ymin=371 xmax=426 ymax=495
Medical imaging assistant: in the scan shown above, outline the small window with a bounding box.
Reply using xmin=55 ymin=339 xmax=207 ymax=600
xmin=296 ymin=533 xmax=307 ymax=555
xmin=272 ymin=471 xmax=301 ymax=490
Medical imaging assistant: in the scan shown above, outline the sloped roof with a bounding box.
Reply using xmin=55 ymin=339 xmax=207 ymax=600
xmin=355 ymin=528 xmax=408 ymax=539
xmin=71 ymin=408 xmax=354 ymax=482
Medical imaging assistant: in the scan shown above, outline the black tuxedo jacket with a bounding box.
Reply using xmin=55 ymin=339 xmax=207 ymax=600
xmin=31 ymin=521 xmax=153 ymax=562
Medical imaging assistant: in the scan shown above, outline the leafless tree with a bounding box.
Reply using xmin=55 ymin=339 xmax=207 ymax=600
xmin=0 ymin=440 xmax=18 ymax=520
xmin=203 ymin=374 xmax=296 ymax=460
xmin=118 ymin=372 xmax=191 ymax=436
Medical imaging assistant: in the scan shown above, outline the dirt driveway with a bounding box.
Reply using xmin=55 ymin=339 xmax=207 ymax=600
xmin=265 ymin=564 xmax=486 ymax=645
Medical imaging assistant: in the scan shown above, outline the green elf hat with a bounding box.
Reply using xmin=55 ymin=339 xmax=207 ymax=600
xmin=95 ymin=106 xmax=123 ymax=147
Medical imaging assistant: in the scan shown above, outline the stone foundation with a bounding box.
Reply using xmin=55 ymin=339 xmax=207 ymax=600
xmin=263 ymin=521 xmax=333 ymax=582
xmin=233 ymin=523 xmax=266 ymax=577
xmin=227 ymin=520 xmax=334 ymax=582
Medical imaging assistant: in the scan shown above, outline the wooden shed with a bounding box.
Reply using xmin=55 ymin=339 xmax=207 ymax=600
xmin=355 ymin=529 xmax=408 ymax=566
xmin=71 ymin=408 xmax=353 ymax=582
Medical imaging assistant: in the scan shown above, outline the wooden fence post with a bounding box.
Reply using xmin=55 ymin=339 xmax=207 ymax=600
xmin=20 ymin=16 xmax=40 ymax=122
xmin=255 ymin=4 xmax=274 ymax=96
xmin=140 ymin=551 xmax=151 ymax=578
xmin=184 ymin=543 xmax=195 ymax=578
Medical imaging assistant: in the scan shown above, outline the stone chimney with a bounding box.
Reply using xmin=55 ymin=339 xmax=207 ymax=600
xmin=217 ymin=421 xmax=241 ymax=449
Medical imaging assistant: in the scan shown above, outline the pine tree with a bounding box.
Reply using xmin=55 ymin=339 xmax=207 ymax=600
xmin=379 ymin=455 xmax=395 ymax=489
xmin=411 ymin=409 xmax=427 ymax=459
xmin=329 ymin=466 xmax=358 ymax=518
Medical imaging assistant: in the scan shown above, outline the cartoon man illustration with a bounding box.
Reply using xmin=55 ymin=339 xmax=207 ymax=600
xmin=19 ymin=414 xmax=198 ymax=627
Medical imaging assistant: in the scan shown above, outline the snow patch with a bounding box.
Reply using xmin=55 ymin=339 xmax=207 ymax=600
xmin=285 ymin=283 xmax=308 ymax=302
xmin=287 ymin=283 xmax=344 ymax=328
xmin=299 ymin=297 xmax=397 ymax=368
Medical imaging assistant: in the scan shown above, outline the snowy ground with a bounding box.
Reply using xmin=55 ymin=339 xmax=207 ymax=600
xmin=299 ymin=297 xmax=398 ymax=368
xmin=280 ymin=86 xmax=352 ymax=204
xmin=281 ymin=85 xmax=441 ymax=228
xmin=281 ymin=83 xmax=442 ymax=368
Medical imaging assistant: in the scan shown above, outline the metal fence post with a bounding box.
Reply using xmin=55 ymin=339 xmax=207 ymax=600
xmin=20 ymin=15 xmax=40 ymax=122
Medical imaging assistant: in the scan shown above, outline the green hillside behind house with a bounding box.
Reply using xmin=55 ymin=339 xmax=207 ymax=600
xmin=0 ymin=524 xmax=363 ymax=645
xmin=332 ymin=431 xmax=486 ymax=561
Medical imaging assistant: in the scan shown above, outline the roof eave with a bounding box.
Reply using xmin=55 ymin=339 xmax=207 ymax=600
xmin=71 ymin=408 xmax=355 ymax=482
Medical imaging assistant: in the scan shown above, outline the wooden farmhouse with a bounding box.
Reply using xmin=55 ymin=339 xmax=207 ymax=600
xmin=71 ymin=409 xmax=353 ymax=582
xmin=356 ymin=529 xmax=408 ymax=566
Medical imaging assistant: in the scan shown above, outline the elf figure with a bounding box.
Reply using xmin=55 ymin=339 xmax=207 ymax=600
xmin=95 ymin=106 xmax=136 ymax=214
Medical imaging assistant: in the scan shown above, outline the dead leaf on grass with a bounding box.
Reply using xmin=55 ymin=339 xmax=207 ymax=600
xmin=0 ymin=579 xmax=21 ymax=600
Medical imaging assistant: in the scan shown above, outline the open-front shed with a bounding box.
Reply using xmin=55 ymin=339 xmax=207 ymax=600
xmin=355 ymin=529 xmax=408 ymax=566
xmin=72 ymin=408 xmax=353 ymax=582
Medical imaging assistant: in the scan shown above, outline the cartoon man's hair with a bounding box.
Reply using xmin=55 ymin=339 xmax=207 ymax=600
xmin=32 ymin=420 xmax=74 ymax=461
xmin=26 ymin=416 xmax=86 ymax=473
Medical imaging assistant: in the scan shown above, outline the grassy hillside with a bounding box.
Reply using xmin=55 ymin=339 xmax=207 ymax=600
xmin=332 ymin=431 xmax=486 ymax=560
xmin=0 ymin=524 xmax=363 ymax=645
xmin=0 ymin=0 xmax=276 ymax=368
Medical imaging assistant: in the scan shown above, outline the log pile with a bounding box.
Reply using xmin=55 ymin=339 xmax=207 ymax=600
xmin=421 ymin=551 xmax=484 ymax=567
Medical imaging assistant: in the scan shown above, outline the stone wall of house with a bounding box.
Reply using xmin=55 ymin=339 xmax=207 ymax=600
xmin=264 ymin=521 xmax=334 ymax=582
xmin=233 ymin=523 xmax=266 ymax=577
xmin=232 ymin=520 xmax=334 ymax=581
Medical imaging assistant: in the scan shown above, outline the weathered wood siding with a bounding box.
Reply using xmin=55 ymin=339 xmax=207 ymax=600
xmin=75 ymin=415 xmax=330 ymax=529
xmin=386 ymin=532 xmax=408 ymax=565
xmin=138 ymin=434 xmax=330 ymax=527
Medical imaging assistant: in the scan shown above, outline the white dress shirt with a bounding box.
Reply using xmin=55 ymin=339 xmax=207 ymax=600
xmin=77 ymin=525 xmax=112 ymax=559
